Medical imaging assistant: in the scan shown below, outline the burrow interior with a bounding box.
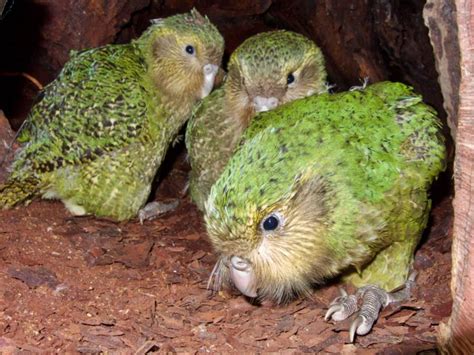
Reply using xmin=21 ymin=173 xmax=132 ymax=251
xmin=0 ymin=1 xmax=454 ymax=353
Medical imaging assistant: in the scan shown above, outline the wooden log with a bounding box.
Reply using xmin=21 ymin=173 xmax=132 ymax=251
xmin=438 ymin=0 xmax=474 ymax=352
xmin=423 ymin=0 xmax=461 ymax=139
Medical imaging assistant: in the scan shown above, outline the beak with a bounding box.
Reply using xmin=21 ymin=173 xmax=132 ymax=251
xmin=253 ymin=96 xmax=279 ymax=113
xmin=229 ymin=256 xmax=257 ymax=298
xmin=201 ymin=64 xmax=219 ymax=99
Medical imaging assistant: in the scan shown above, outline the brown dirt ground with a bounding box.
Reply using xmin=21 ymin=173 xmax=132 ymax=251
xmin=0 ymin=116 xmax=452 ymax=353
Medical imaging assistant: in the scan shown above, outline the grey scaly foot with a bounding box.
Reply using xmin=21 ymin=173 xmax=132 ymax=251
xmin=349 ymin=77 xmax=370 ymax=91
xmin=325 ymin=272 xmax=417 ymax=342
xmin=138 ymin=200 xmax=179 ymax=224
xmin=324 ymin=288 xmax=358 ymax=322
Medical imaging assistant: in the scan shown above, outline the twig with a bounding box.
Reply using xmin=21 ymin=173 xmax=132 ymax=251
xmin=0 ymin=71 xmax=43 ymax=90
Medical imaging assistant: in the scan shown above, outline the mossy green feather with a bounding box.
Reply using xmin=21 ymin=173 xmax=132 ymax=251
xmin=1 ymin=11 xmax=224 ymax=220
xmin=206 ymin=82 xmax=446 ymax=295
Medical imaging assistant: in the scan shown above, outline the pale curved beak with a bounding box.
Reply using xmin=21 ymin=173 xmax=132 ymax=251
xmin=253 ymin=96 xmax=279 ymax=113
xmin=229 ymin=256 xmax=257 ymax=298
xmin=201 ymin=64 xmax=219 ymax=99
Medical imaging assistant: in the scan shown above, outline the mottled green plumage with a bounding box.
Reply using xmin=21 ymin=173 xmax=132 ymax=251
xmin=205 ymin=82 xmax=446 ymax=303
xmin=186 ymin=30 xmax=327 ymax=211
xmin=1 ymin=10 xmax=224 ymax=220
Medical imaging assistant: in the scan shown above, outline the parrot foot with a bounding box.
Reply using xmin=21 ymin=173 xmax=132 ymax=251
xmin=138 ymin=200 xmax=179 ymax=224
xmin=325 ymin=273 xmax=416 ymax=343
xmin=323 ymin=82 xmax=336 ymax=93
xmin=349 ymin=77 xmax=370 ymax=91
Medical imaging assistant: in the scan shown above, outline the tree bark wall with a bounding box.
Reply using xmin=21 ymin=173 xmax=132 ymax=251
xmin=438 ymin=0 xmax=474 ymax=352
xmin=423 ymin=0 xmax=461 ymax=140
xmin=0 ymin=0 xmax=446 ymax=130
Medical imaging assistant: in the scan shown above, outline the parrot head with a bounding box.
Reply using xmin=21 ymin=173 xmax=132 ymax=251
xmin=225 ymin=30 xmax=327 ymax=116
xmin=141 ymin=9 xmax=225 ymax=102
xmin=204 ymin=127 xmax=346 ymax=304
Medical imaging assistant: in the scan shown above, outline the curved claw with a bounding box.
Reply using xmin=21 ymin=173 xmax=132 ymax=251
xmin=349 ymin=315 xmax=374 ymax=343
xmin=325 ymin=304 xmax=343 ymax=321
xmin=327 ymin=287 xmax=349 ymax=306
xmin=327 ymin=283 xmax=413 ymax=343
xmin=324 ymin=294 xmax=358 ymax=321
xmin=349 ymin=315 xmax=362 ymax=343
xmin=339 ymin=287 xmax=348 ymax=297
xmin=348 ymin=287 xmax=385 ymax=342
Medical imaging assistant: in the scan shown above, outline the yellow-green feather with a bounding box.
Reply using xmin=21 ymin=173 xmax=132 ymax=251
xmin=186 ymin=30 xmax=327 ymax=211
xmin=1 ymin=11 xmax=224 ymax=220
xmin=206 ymin=81 xmax=446 ymax=301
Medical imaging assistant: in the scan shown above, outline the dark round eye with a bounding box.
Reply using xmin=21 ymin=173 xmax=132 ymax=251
xmin=262 ymin=215 xmax=279 ymax=231
xmin=185 ymin=45 xmax=195 ymax=55
xmin=287 ymin=73 xmax=295 ymax=85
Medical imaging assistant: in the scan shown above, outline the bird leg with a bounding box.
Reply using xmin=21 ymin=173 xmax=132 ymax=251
xmin=325 ymin=272 xmax=416 ymax=342
xmin=138 ymin=200 xmax=179 ymax=224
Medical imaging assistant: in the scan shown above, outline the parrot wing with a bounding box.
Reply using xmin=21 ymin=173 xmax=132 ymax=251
xmin=185 ymin=86 xmax=226 ymax=168
xmin=12 ymin=44 xmax=154 ymax=177
xmin=185 ymin=87 xmax=229 ymax=209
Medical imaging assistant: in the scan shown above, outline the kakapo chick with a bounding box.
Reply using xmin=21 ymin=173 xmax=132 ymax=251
xmin=185 ymin=30 xmax=327 ymax=211
xmin=0 ymin=10 xmax=224 ymax=221
xmin=205 ymin=82 xmax=446 ymax=341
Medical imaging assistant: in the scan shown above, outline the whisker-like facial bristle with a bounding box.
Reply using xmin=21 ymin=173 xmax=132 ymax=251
xmin=207 ymin=257 xmax=227 ymax=292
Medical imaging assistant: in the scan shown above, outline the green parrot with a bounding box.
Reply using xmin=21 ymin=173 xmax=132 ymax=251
xmin=185 ymin=30 xmax=327 ymax=211
xmin=204 ymin=82 xmax=446 ymax=341
xmin=0 ymin=9 xmax=224 ymax=221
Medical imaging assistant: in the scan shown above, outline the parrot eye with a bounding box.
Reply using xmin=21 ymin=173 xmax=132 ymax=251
xmin=287 ymin=73 xmax=295 ymax=85
xmin=185 ymin=45 xmax=195 ymax=55
xmin=262 ymin=214 xmax=280 ymax=232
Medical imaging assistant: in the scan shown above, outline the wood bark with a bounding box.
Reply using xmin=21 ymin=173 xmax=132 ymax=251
xmin=267 ymin=0 xmax=444 ymax=114
xmin=423 ymin=0 xmax=461 ymax=139
xmin=438 ymin=0 xmax=474 ymax=353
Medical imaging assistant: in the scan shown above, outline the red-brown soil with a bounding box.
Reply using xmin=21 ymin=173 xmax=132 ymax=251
xmin=0 ymin=137 xmax=453 ymax=353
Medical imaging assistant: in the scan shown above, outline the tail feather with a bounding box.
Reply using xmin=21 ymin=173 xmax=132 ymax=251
xmin=0 ymin=177 xmax=40 ymax=209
